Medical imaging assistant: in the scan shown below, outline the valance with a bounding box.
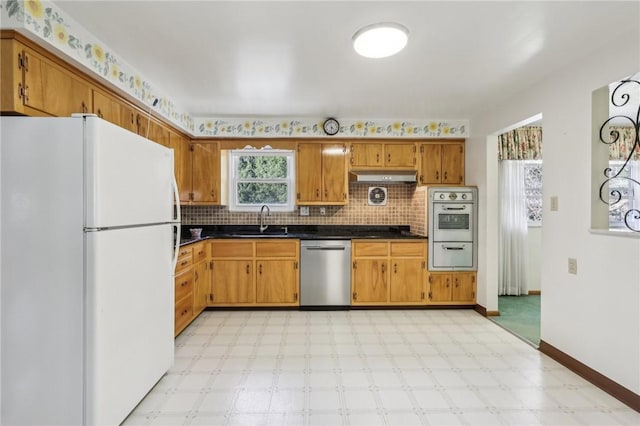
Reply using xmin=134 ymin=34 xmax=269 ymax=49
xmin=498 ymin=126 xmax=543 ymax=160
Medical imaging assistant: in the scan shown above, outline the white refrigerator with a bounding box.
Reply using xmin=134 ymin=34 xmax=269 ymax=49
xmin=1 ymin=116 xmax=180 ymax=425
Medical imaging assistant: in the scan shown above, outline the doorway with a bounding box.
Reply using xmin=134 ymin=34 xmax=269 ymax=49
xmin=487 ymin=116 xmax=543 ymax=347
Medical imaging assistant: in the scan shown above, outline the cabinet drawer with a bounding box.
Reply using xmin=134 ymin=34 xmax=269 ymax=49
xmin=353 ymin=241 xmax=388 ymax=257
xmin=174 ymin=270 xmax=194 ymax=302
xmin=177 ymin=245 xmax=192 ymax=259
xmin=210 ymin=240 xmax=254 ymax=257
xmin=256 ymin=240 xmax=298 ymax=257
xmin=175 ymin=252 xmax=193 ymax=273
xmin=175 ymin=295 xmax=193 ymax=334
xmin=192 ymin=242 xmax=207 ymax=263
xmin=390 ymin=241 xmax=426 ymax=257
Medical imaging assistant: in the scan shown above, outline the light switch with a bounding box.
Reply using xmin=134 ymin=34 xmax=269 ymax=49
xmin=550 ymin=196 xmax=558 ymax=211
xmin=568 ymin=258 xmax=577 ymax=274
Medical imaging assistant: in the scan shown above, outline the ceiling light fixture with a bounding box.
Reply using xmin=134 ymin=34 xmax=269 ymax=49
xmin=352 ymin=22 xmax=409 ymax=59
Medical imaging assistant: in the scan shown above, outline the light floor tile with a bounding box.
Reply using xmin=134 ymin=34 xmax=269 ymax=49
xmin=126 ymin=310 xmax=640 ymax=426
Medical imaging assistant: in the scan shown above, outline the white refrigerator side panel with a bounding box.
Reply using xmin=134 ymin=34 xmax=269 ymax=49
xmin=84 ymin=117 xmax=174 ymax=228
xmin=1 ymin=117 xmax=85 ymax=425
xmin=85 ymin=225 xmax=174 ymax=425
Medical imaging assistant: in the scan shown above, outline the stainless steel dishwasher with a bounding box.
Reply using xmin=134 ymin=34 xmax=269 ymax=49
xmin=300 ymin=240 xmax=351 ymax=308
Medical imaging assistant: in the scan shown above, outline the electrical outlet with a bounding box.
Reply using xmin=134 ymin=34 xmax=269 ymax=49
xmin=568 ymin=258 xmax=577 ymax=274
xmin=319 ymin=207 xmax=326 ymax=216
xmin=550 ymin=196 xmax=559 ymax=211
xmin=299 ymin=206 xmax=309 ymax=216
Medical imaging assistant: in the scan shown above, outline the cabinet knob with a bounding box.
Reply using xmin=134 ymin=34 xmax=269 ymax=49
xmin=435 ymin=171 xmax=439 ymax=180
xmin=444 ymin=171 xmax=448 ymax=181
xmin=246 ymin=264 xmax=250 ymax=274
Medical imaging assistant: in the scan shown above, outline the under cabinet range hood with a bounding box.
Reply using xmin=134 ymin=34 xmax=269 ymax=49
xmin=349 ymin=170 xmax=417 ymax=183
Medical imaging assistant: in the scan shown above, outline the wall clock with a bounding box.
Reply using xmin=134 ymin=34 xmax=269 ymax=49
xmin=322 ymin=118 xmax=340 ymax=136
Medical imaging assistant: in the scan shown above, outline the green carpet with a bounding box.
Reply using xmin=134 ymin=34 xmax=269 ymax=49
xmin=490 ymin=295 xmax=540 ymax=346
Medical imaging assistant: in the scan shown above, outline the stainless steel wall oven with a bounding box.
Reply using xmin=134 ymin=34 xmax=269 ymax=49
xmin=428 ymin=187 xmax=478 ymax=270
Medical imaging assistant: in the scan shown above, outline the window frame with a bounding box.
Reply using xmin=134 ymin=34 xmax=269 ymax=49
xmin=227 ymin=148 xmax=296 ymax=212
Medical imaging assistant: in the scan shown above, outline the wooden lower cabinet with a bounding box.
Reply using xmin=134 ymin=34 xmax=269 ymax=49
xmin=427 ymin=271 xmax=476 ymax=305
xmin=209 ymin=239 xmax=300 ymax=307
xmin=174 ymin=245 xmax=194 ymax=336
xmin=351 ymin=240 xmax=427 ymax=306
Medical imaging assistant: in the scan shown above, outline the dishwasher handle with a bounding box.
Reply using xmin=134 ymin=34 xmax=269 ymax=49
xmin=303 ymin=246 xmax=347 ymax=251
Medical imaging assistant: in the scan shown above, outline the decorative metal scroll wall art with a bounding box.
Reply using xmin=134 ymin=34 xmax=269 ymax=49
xmin=599 ymin=78 xmax=640 ymax=232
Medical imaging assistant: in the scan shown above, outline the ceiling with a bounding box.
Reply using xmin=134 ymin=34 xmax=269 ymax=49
xmin=54 ymin=1 xmax=639 ymax=120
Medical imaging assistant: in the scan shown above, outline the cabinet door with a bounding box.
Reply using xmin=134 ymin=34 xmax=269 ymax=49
xmin=442 ymin=143 xmax=464 ymax=185
xmin=170 ymin=132 xmax=192 ymax=204
xmin=193 ymin=260 xmax=209 ymax=315
xmin=191 ymin=143 xmax=220 ymax=204
xmin=428 ymin=273 xmax=452 ymax=303
xmin=0 ymin=39 xmax=24 ymax=113
xmin=144 ymin=119 xmax=171 ymax=148
xmin=256 ymin=260 xmax=298 ymax=304
xmin=93 ymin=90 xmax=121 ymax=126
xmin=385 ymin=143 xmax=415 ymax=168
xmin=296 ymin=143 xmax=322 ymax=203
xmin=120 ymin=104 xmax=138 ymax=133
xmin=322 ymin=143 xmax=347 ymax=204
xmin=419 ymin=144 xmax=442 ymax=184
xmin=350 ymin=143 xmax=383 ymax=168
xmin=352 ymin=259 xmax=388 ymax=303
xmin=23 ymin=48 xmax=92 ymax=117
xmin=389 ymin=259 xmax=424 ymax=303
xmin=452 ymin=272 xmax=476 ymax=303
xmin=211 ymin=260 xmax=254 ymax=304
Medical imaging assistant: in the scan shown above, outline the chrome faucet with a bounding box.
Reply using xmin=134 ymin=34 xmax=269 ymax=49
xmin=259 ymin=204 xmax=271 ymax=232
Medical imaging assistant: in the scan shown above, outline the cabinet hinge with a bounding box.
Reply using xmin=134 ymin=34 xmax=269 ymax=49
xmin=421 ymin=291 xmax=425 ymax=300
xmin=294 ymin=292 xmax=298 ymax=301
xmin=210 ymin=260 xmax=214 ymax=269
xmin=343 ymin=192 xmax=347 ymax=200
xmin=294 ymin=261 xmax=298 ymax=270
xmin=353 ymin=261 xmax=357 ymax=269
xmin=189 ymin=192 xmax=194 ymax=201
xmin=210 ymin=294 xmax=214 ymax=302
xmin=296 ymin=192 xmax=300 ymax=200
xmin=17 ymin=52 xmax=24 ymax=69
xmin=190 ymin=145 xmax=195 ymax=152
xmin=420 ymin=145 xmax=424 ymax=153
xmin=428 ymin=275 xmax=432 ymax=283
xmin=428 ymin=291 xmax=432 ymax=300
xmin=353 ymin=292 xmax=357 ymax=300
xmin=460 ymin=146 xmax=463 ymax=154
xmin=413 ymin=145 xmax=417 ymax=153
xmin=421 ymin=260 xmax=426 ymax=269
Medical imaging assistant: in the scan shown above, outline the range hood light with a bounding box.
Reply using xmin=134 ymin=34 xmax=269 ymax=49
xmin=349 ymin=170 xmax=417 ymax=183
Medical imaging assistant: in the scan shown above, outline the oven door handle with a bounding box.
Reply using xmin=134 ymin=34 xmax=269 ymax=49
xmin=440 ymin=206 xmax=467 ymax=211
xmin=442 ymin=246 xmax=465 ymax=250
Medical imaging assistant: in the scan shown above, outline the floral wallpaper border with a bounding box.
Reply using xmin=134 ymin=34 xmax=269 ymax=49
xmin=195 ymin=117 xmax=468 ymax=138
xmin=1 ymin=0 xmax=469 ymax=139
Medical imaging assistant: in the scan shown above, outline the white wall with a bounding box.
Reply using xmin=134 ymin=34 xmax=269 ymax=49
xmin=466 ymin=29 xmax=640 ymax=395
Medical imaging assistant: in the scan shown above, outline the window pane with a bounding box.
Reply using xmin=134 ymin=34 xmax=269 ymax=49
xmin=237 ymin=182 xmax=288 ymax=205
xmin=237 ymin=155 xmax=288 ymax=179
xmin=524 ymin=162 xmax=543 ymax=225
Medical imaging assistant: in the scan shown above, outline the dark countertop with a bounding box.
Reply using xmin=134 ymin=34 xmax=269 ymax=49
xmin=179 ymin=225 xmax=426 ymax=246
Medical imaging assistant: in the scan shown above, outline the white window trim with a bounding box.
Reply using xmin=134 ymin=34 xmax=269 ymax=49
xmin=227 ymin=148 xmax=296 ymax=212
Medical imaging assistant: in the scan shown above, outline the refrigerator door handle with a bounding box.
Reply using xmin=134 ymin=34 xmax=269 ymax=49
xmin=172 ymin=174 xmax=181 ymax=270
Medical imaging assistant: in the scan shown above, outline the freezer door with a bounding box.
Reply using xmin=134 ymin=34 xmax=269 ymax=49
xmin=84 ymin=117 xmax=174 ymax=228
xmin=85 ymin=225 xmax=174 ymax=425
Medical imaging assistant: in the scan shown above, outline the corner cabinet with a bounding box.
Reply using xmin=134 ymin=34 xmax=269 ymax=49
xmin=351 ymin=240 xmax=427 ymax=306
xmin=418 ymin=141 xmax=465 ymax=185
xmin=296 ymin=142 xmax=348 ymax=205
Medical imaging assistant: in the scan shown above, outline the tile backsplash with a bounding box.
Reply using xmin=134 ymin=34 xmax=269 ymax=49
xmin=182 ymin=183 xmax=427 ymax=235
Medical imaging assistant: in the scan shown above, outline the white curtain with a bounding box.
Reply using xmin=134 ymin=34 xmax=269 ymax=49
xmin=499 ymin=160 xmax=529 ymax=295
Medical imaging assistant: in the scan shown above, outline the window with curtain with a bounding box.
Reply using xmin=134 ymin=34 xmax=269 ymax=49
xmin=607 ymin=127 xmax=640 ymax=229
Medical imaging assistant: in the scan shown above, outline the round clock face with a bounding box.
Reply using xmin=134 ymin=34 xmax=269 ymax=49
xmin=323 ymin=118 xmax=340 ymax=135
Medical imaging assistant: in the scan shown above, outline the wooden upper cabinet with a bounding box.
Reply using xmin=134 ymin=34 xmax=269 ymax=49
xmin=191 ymin=142 xmax=220 ymax=205
xmin=1 ymin=39 xmax=24 ymax=113
xmin=140 ymin=118 xmax=170 ymax=148
xmin=296 ymin=142 xmax=347 ymax=205
xmin=120 ymin=103 xmax=138 ymax=133
xmin=384 ymin=143 xmax=416 ymax=168
xmin=350 ymin=142 xmax=416 ymax=169
xmin=12 ymin=44 xmax=93 ymax=117
xmin=92 ymin=90 xmax=121 ymax=126
xmin=350 ymin=143 xmax=383 ymax=168
xmin=418 ymin=141 xmax=465 ymax=185
xmin=169 ymin=131 xmax=192 ymax=204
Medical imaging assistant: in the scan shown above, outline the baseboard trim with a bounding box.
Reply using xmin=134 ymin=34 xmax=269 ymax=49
xmin=474 ymin=304 xmax=500 ymax=316
xmin=528 ymin=290 xmax=541 ymax=295
xmin=539 ymin=340 xmax=640 ymax=412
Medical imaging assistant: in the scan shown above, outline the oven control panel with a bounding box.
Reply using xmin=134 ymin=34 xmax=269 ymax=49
xmin=431 ymin=190 xmax=474 ymax=202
